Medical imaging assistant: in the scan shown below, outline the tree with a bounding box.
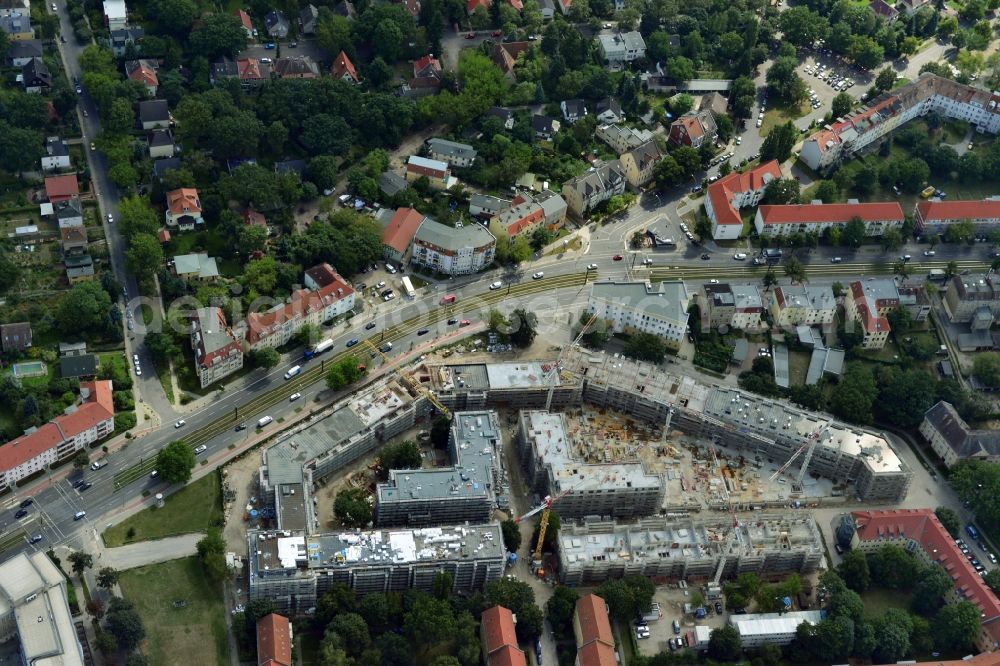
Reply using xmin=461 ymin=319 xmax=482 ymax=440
xmin=623 ymin=332 xmax=667 ymax=364
xmin=932 ymin=601 xmax=980 ymax=650
xmin=509 ymin=308 xmax=537 ymax=348
xmin=779 ymin=7 xmax=829 ymax=46
xmin=197 ymin=528 xmax=228 ymax=581
xmin=248 ymin=347 xmax=279 ymax=371
xmin=125 ymin=235 xmax=164 ymax=283
xmin=935 ymin=506 xmax=962 ymax=538
xmin=546 ymin=585 xmax=580 ymax=638
xmin=832 ymin=92 xmax=854 ymax=118
xmin=912 ymin=565 xmax=954 ymax=615
xmin=983 ymin=569 xmax=1000 ymax=595
xmin=765 ymin=57 xmax=807 ymax=104
xmin=842 ymin=216 xmax=867 ymax=247
xmin=68 ymin=551 xmax=93 ymax=575
xmin=73 ymin=450 xmax=90 ymax=469
xmin=945 ymin=218 xmax=975 ymax=243
xmin=144 ymin=331 xmax=179 ymax=364
xmin=58 ymin=281 xmax=112 ymax=336
xmin=874 ymin=66 xmax=897 ymax=92
xmin=760 ymin=121 xmax=798 ymax=163
xmin=377 ymin=440 xmax=421 ymax=476
xmin=595 ymin=576 xmax=655 ymax=623
xmin=106 ymin=597 xmax=146 ymax=651
xmin=325 ymin=356 xmax=365 ymax=391
xmin=501 ymin=519 xmax=522 ymax=553
xmin=837 ymin=550 xmax=870 ymax=592
xmin=96 ymin=567 xmax=119 ymax=589
xmin=404 ymin=595 xmax=456 ymax=656
xmin=830 ymin=364 xmax=877 ymax=424
xmin=784 ymin=256 xmax=807 ymax=283
xmin=873 ymin=614 xmax=911 ymax=663
xmin=973 ymin=352 xmax=1000 ymax=387
xmin=189 ymin=13 xmax=247 ymax=59
xmin=763 ymin=179 xmax=801 ymax=205
xmin=334 ymin=488 xmax=371 ymax=527
xmin=876 ymin=367 xmax=937 ymax=427
xmin=156 ymin=440 xmax=196 ymax=485
xmin=238 ymin=225 xmax=268 ymax=257
xmin=330 ymin=612 xmax=371 ymax=657
xmin=814 ymin=179 xmax=840 ymax=203
xmin=868 ymin=544 xmax=918 ymax=589
xmin=708 ymin=624 xmax=742 ymax=661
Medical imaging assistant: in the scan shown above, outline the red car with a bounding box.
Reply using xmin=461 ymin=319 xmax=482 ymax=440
xmin=491 ymin=30 xmax=502 ymax=37
xmin=613 ymin=254 xmax=624 ymax=261
xmin=464 ymin=32 xmax=476 ymax=39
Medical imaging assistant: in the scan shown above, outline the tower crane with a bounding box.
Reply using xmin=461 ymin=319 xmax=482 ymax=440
xmin=514 ymin=474 xmax=594 ymax=573
xmin=362 ymin=339 xmax=451 ymax=419
xmin=768 ymin=421 xmax=831 ymax=482
xmin=542 ymin=312 xmax=601 ymax=411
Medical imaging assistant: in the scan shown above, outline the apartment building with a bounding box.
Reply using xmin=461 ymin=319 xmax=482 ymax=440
xmin=920 ymin=401 xmax=1000 ymax=468
xmin=517 ymin=410 xmax=664 ymax=519
xmin=769 ymin=285 xmax=836 ymax=327
xmin=562 ymin=159 xmax=626 ymax=216
xmin=851 ymin=509 xmax=1000 ymax=652
xmin=191 ymin=307 xmax=243 ymax=389
xmin=558 ymin=514 xmax=824 ymax=585
xmin=587 ymin=280 xmax=690 ymax=349
xmin=41 ymin=136 xmax=70 ymax=172
xmin=244 ymin=264 xmax=355 ymax=350
xmin=574 ymin=595 xmax=616 ymax=666
xmin=411 ymin=218 xmax=496 ymax=275
xmin=845 ymin=278 xmax=899 ymax=350
xmin=898 ymin=282 xmax=931 ymax=322
xmin=619 ymin=140 xmax=663 ymax=188
xmin=707 ymin=161 xmax=782 ymax=240
xmin=801 ymin=73 xmax=1000 ymax=171
xmin=0 ymin=381 xmax=113 ymax=491
xmin=755 ymin=201 xmax=904 ymax=237
xmin=247 ymin=524 xmax=504 ymax=613
xmin=426 ymin=138 xmax=477 ymax=168
xmin=375 ymin=411 xmax=500 ymax=527
xmin=595 ymin=124 xmax=653 ymax=153
xmin=703 ymin=283 xmax=765 ymax=332
xmin=668 ymin=110 xmax=717 ymax=148
xmin=597 ymin=30 xmax=646 ymax=65
xmin=944 ymin=273 xmax=1000 ymax=325
xmin=915 ymin=199 xmax=1000 ymax=236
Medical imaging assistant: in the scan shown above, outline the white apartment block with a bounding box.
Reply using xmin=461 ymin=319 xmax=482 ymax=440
xmin=706 ymin=161 xmax=782 ymax=240
xmin=595 ymin=124 xmax=653 ymax=154
xmin=411 ymin=218 xmax=496 ymax=276
xmin=755 ymin=201 xmax=905 ymax=237
xmin=845 ymin=278 xmax=899 ymax=350
xmin=769 ymin=285 xmax=836 ymax=327
xmin=587 ymin=280 xmax=689 ymax=349
xmin=597 ymin=31 xmax=646 ymax=65
xmin=915 ymin=199 xmax=1000 ymax=236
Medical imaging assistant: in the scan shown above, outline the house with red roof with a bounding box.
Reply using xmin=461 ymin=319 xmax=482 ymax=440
xmin=915 ymin=199 xmax=1000 ymax=237
xmin=235 ymin=9 xmax=253 ymax=37
xmin=256 ymin=613 xmax=292 ymax=666
xmin=44 ymin=174 xmax=79 ymax=204
xmin=125 ymin=59 xmax=158 ymax=96
xmin=165 ymin=188 xmax=203 ymax=231
xmin=491 ymin=42 xmax=531 ymax=83
xmin=467 ymin=0 xmax=490 ymax=11
xmin=380 ymin=207 xmax=427 ymax=263
xmin=845 ymin=278 xmax=897 ymax=349
xmin=330 ymin=50 xmax=360 ymax=84
xmin=242 ymin=208 xmax=266 ymax=227
xmin=574 ymin=594 xmax=616 ymax=666
xmin=668 ymin=110 xmax=717 ymax=148
xmin=244 ymin=264 xmax=355 ymax=350
xmin=480 ymin=606 xmax=527 ymax=666
xmin=851 ymin=509 xmax=1000 ymax=652
xmin=705 ymin=160 xmax=781 ymax=240
xmin=191 ymin=307 xmax=243 ymax=389
xmin=754 ymin=201 xmax=905 ymax=237
xmin=490 ymin=196 xmax=545 ymax=239
xmin=408 ymin=55 xmax=443 ymax=95
xmin=0 ymin=380 xmax=114 ymax=491
xmin=238 ymin=57 xmax=270 ymax=89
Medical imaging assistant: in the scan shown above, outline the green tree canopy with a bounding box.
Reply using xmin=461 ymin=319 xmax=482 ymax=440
xmin=156 ymin=440 xmax=196 ymax=485
xmin=334 ymin=488 xmax=371 ymax=527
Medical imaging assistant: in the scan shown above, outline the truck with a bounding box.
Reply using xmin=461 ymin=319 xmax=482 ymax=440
xmin=439 ymin=294 xmax=456 ymax=305
xmin=928 ymin=269 xmax=947 ymax=282
xmin=760 ymin=248 xmax=783 ymax=264
xmin=304 ymin=339 xmax=334 ymax=360
xmin=967 ymin=524 xmax=980 ymax=540
xmin=257 ymin=416 xmax=273 ymax=428
xmin=920 ymin=186 xmax=936 ymax=199
xmin=401 ymin=276 xmax=416 ymax=299
xmin=640 ymin=602 xmax=663 ymax=622
xmin=283 ymin=365 xmax=301 ymax=380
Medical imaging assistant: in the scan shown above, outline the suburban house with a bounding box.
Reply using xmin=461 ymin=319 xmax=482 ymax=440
xmin=596 ymin=124 xmax=653 ymax=153
xmin=851 ymin=509 xmax=1000 ymax=652
xmin=152 ymin=157 xmax=181 ymax=181
xmin=125 ymin=59 xmax=158 ymax=95
xmin=597 ymin=30 xmax=646 ymax=66
xmin=102 ymin=0 xmax=127 ymax=30
xmin=400 ymin=0 xmax=421 ymax=19
xmin=257 ymin=614 xmax=293 ymax=666
xmin=467 ymin=0 xmax=489 ymax=12
xmin=914 ymin=199 xmax=1000 ymax=236
xmin=532 ymin=114 xmax=560 ymax=140
xmin=491 ymin=41 xmax=531 ymax=82
xmin=191 ymin=307 xmax=243 ymax=389
xmin=480 ymin=606 xmax=526 ymax=666
xmin=921 ymin=401 xmax=1000 ymax=468
xmin=754 ymin=201 xmax=905 ymax=237
xmin=379 ymin=170 xmax=408 ymax=197
xmin=699 ymin=91 xmax=729 ymax=117
xmin=0 ymin=322 xmax=32 ymax=353
xmin=562 ymin=159 xmax=626 ymax=216
xmin=235 ymin=9 xmax=253 ymax=37
xmin=243 ymin=264 xmax=355 ymax=351
xmin=538 ymin=0 xmax=555 ymax=18
xmin=560 ymin=99 xmax=587 ymax=123
xmin=21 ymin=58 xmax=51 ymax=93
xmin=44 ymin=175 xmax=79 ymax=204
xmin=411 ymin=218 xmax=496 ymax=275
xmin=486 ymin=106 xmax=515 ymax=129
xmin=59 ymin=353 xmax=98 ymax=378
xmin=273 ymin=56 xmax=320 ymax=79
xmin=869 ymin=0 xmax=899 ymax=21
xmin=299 ymin=4 xmax=319 ymax=33
xmin=408 ymin=55 xmax=443 ymax=95
xmin=332 ymin=0 xmax=357 ymax=19
xmin=7 ymin=38 xmax=41 ymax=66
xmin=54 ymin=196 xmax=83 ymax=228
xmin=242 ymin=209 xmax=267 ymax=228
xmin=236 ymin=57 xmax=270 ymax=88
xmin=379 ymin=207 xmax=427 ymax=263
xmin=108 ymin=27 xmax=143 ymax=57
xmin=944 ymin=273 xmax=1000 ymax=325
xmin=574 ymin=594 xmax=616 ymax=666
xmin=405 ymin=155 xmax=451 ymax=189
xmin=0 ymin=380 xmax=114 ymax=492
xmin=469 ymin=194 xmax=512 ymax=218
xmin=165 ymin=188 xmax=204 ymax=230
xmin=668 ymin=110 xmax=717 ymax=148
xmin=595 ymin=97 xmax=624 ymax=124
xmin=263 ymin=9 xmax=289 ymax=37
xmin=138 ymin=99 xmax=170 ymax=130
xmin=845 ymin=279 xmax=898 ymax=350
xmin=330 ymin=50 xmax=360 ymax=83
xmin=769 ymin=285 xmax=837 ymax=327
xmin=0 ymin=12 xmax=32 ymax=40
xmin=60 ymin=226 xmax=88 ymax=255
xmin=172 ymin=253 xmax=220 ymax=281
xmin=0 ymin=0 xmax=29 ymax=17
xmin=426 ymin=138 xmax=477 ymax=168
xmin=490 ymin=199 xmax=545 ymax=239
xmin=587 ymin=280 xmax=690 ymax=349
xmin=703 ymin=283 xmax=766 ymax=332
xmin=65 ymin=255 xmax=95 ymax=283
xmin=41 ymin=137 xmax=71 ymax=172
xmin=148 ymin=128 xmax=174 ymax=158
xmin=619 ymin=140 xmax=663 ymax=188
xmin=706 ymin=160 xmax=782 ymax=240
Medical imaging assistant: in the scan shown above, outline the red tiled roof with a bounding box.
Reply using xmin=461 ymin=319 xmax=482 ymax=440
xmin=330 ymin=50 xmax=359 ymax=82
xmin=236 ymin=9 xmax=252 ymax=30
xmin=238 ymin=58 xmax=263 ymax=80
xmin=758 ymin=201 xmax=904 ymax=225
xmin=506 ymin=0 xmax=523 ymax=9
xmin=488 ymin=644 xmax=527 ymax=666
xmin=197 ymin=308 xmax=241 ymax=369
xmin=917 ymin=200 xmax=1000 ymax=223
xmin=467 ymin=0 xmax=490 ymax=11
xmin=577 ymin=641 xmax=616 ymax=666
xmin=242 ymin=209 xmax=266 ymax=227
xmin=383 ymin=207 xmax=425 ymax=254
xmin=707 ymin=160 xmax=781 ymax=227
xmin=672 ymin=115 xmax=703 ymax=142
xmin=576 ymin=594 xmax=614 ymax=648
xmin=158 ymin=229 xmax=171 ymax=243
xmin=256 ymin=613 xmax=292 ymax=666
xmin=44 ymin=174 xmax=79 ymax=202
xmin=246 ymin=268 xmax=354 ymax=344
xmin=167 ymin=188 xmax=201 ymax=215
xmin=917 ymin=652 xmax=1000 ymax=666
xmin=413 ymin=55 xmax=441 ymax=76
xmin=128 ymin=63 xmax=158 ymax=87
xmin=482 ymin=605 xmax=518 ymax=654
xmin=853 ymin=509 xmax=1000 ymax=625
xmin=0 ymin=381 xmax=113 ymax=473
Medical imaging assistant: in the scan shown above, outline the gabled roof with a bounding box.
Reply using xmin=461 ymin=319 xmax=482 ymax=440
xmin=625 ymin=140 xmax=662 ymax=170
xmin=263 ymin=9 xmax=288 ymax=31
xmin=916 ymin=199 xmax=1000 ymax=222
xmin=413 ymin=54 xmax=442 ymax=78
xmin=126 ymin=59 xmax=158 ymax=87
xmin=44 ymin=174 xmax=79 ymax=201
xmin=59 ymin=354 xmax=98 ymax=378
xmin=149 ymin=128 xmax=173 ymax=148
xmin=238 ymin=57 xmax=265 ymax=80
xmin=382 ymin=207 xmax=427 ymax=254
xmin=139 ymin=99 xmax=169 ymax=123
xmin=332 ymin=0 xmax=357 ymax=18
xmin=869 ymin=0 xmax=898 ymax=19
xmin=330 ymin=50 xmax=360 ymax=83
xmin=166 ymin=188 xmax=201 ymax=215
xmin=758 ymin=201 xmax=904 ymax=225
xmin=492 ymin=41 xmax=531 ymax=75
xmin=45 ymin=136 xmax=69 ymax=158
xmin=22 ymin=58 xmax=51 ymax=87
xmin=707 ymin=160 xmax=782 ymax=227
xmin=482 ymin=605 xmax=518 ymax=654
xmin=245 ymin=267 xmax=354 ymax=344
xmin=153 ymin=157 xmax=182 ymax=179
xmin=575 ymin=594 xmax=614 ymax=648
xmin=924 ymin=401 xmax=1000 ymax=460
xmin=235 ymin=9 xmax=252 ymax=31
xmin=467 ymin=0 xmax=490 ymax=11
xmin=273 ymin=56 xmax=319 ymax=78
xmin=8 ymin=39 xmax=42 ymax=60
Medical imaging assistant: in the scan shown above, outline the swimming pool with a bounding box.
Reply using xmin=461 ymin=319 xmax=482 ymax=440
xmin=11 ymin=361 xmax=45 ymax=378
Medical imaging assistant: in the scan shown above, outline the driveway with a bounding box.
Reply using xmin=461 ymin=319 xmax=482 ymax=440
xmin=102 ymin=533 xmax=203 ymax=570
xmin=239 ymin=38 xmax=329 ymax=66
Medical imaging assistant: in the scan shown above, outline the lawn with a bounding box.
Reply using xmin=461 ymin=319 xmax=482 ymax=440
xmin=761 ymin=99 xmax=810 ymax=136
xmin=861 ymin=587 xmax=913 ymax=619
xmin=119 ymin=557 xmax=230 ymax=666
xmin=102 ymin=471 xmax=223 ymax=547
xmin=787 ymin=350 xmax=812 ymax=385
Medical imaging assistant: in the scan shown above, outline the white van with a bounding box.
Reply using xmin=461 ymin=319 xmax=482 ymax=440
xmin=257 ymin=416 xmax=273 ymax=428
xmin=284 ymin=365 xmax=301 ymax=380
xmin=73 ymin=511 xmax=86 ymax=521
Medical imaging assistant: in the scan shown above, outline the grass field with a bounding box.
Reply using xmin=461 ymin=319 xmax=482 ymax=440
xmin=102 ymin=472 xmax=223 ymax=547
xmin=119 ymin=557 xmax=230 ymax=666
xmin=861 ymin=587 xmax=913 ymax=618
xmin=761 ymin=99 xmax=810 ymax=136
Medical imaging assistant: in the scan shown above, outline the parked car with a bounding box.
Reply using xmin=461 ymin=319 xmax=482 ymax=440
xmin=464 ymin=32 xmax=475 ymax=39
xmin=20 ymin=498 xmax=34 ymax=508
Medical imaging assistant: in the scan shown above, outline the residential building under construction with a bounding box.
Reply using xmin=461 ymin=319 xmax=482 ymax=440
xmin=557 ymin=513 xmax=824 ymax=585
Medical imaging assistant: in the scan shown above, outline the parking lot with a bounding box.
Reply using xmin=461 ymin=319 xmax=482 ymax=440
xmin=635 ymin=585 xmax=733 ymax=657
